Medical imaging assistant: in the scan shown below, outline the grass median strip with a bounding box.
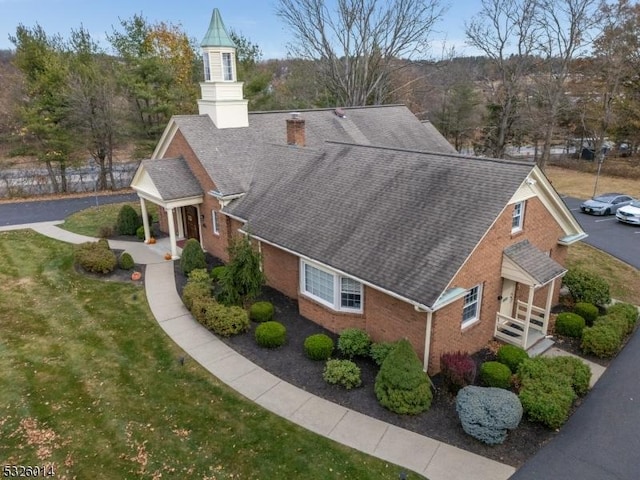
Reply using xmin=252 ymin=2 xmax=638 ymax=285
xmin=0 ymin=230 xmax=423 ymax=479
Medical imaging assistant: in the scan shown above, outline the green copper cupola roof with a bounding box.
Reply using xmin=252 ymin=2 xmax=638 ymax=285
xmin=201 ymin=8 xmax=236 ymax=48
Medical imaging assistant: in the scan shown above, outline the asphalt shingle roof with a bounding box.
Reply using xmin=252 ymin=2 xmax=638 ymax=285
xmin=172 ymin=105 xmax=457 ymax=195
xmin=227 ymin=142 xmax=535 ymax=307
xmin=142 ymin=157 xmax=202 ymax=201
xmin=504 ymin=239 xmax=567 ymax=285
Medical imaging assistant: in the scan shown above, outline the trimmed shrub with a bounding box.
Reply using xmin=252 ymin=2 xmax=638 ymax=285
xmin=456 ymin=386 xmax=523 ymax=445
xmin=116 ymin=204 xmax=140 ymax=236
xmin=480 ymin=361 xmax=512 ymax=389
xmin=97 ymin=238 xmax=110 ymax=249
xmin=517 ymin=356 xmax=591 ymax=429
xmin=118 ymin=252 xmax=135 ymax=270
xmin=180 ymin=239 xmax=207 ymax=275
xmin=369 ymin=341 xmax=397 ymax=367
xmin=607 ymin=302 xmax=639 ymax=329
xmin=74 ymin=241 xmax=117 ymax=274
xmin=304 ymin=334 xmax=335 ymax=361
xmin=323 ymin=359 xmax=362 ymax=389
xmin=497 ymin=344 xmax=529 ymax=373
xmin=440 ymin=351 xmax=476 ymax=394
xmin=595 ymin=314 xmax=630 ymax=337
xmin=581 ymin=323 xmax=623 ymax=358
xmin=190 ymin=296 xmax=217 ymax=325
xmin=573 ymin=302 xmax=599 ymax=326
xmin=249 ymin=301 xmax=275 ymax=323
xmin=555 ymin=312 xmax=586 ymax=338
xmin=200 ymin=302 xmax=250 ymax=337
xmin=562 ymin=268 xmax=610 ymax=305
xmin=337 ymin=328 xmax=371 ymax=358
xmin=210 ymin=265 xmax=226 ymax=281
xmin=255 ymin=321 xmax=286 ymax=348
xmin=182 ymin=282 xmax=213 ymax=310
xmin=99 ymin=225 xmax=114 ymax=238
xmin=136 ymin=225 xmax=145 ymax=240
xmin=374 ymin=339 xmax=432 ymax=414
xmin=188 ymin=268 xmax=211 ymax=285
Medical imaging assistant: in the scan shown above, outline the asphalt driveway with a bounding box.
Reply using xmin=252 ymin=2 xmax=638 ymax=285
xmin=0 ymin=192 xmax=137 ymax=226
xmin=563 ymin=196 xmax=640 ymax=269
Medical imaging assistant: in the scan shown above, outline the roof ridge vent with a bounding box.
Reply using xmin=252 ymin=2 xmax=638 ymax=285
xmin=334 ymin=108 xmax=346 ymax=118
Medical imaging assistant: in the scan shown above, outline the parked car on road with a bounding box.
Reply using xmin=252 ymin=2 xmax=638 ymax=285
xmin=616 ymin=200 xmax=640 ymax=225
xmin=580 ymin=193 xmax=634 ymax=215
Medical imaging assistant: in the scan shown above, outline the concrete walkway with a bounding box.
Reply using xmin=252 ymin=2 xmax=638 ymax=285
xmin=1 ymin=221 xmax=518 ymax=479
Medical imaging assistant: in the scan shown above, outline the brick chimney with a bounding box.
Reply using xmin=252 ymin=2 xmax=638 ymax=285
xmin=286 ymin=113 xmax=305 ymax=147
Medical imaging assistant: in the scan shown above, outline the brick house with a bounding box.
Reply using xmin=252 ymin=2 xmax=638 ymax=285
xmin=131 ymin=9 xmax=587 ymax=373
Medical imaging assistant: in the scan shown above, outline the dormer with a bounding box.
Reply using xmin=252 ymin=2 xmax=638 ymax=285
xmin=197 ymin=9 xmax=249 ymax=129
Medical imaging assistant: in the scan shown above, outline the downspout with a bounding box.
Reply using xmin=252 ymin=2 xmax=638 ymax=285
xmin=416 ymin=305 xmax=433 ymax=373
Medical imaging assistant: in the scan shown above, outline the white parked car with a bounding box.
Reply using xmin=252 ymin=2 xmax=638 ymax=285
xmin=616 ymin=200 xmax=640 ymax=225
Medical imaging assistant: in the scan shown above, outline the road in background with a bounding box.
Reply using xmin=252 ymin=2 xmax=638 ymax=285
xmin=0 ymin=192 xmax=138 ymax=226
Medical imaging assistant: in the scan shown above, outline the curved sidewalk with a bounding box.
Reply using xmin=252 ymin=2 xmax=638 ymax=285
xmin=9 ymin=222 xmax=515 ymax=480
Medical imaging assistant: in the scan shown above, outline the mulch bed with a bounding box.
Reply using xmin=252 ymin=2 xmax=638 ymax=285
xmin=172 ymin=255 xmax=559 ymax=468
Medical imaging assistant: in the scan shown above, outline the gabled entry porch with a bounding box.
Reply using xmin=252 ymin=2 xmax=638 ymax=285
xmin=494 ymin=240 xmax=567 ymax=350
xmin=130 ymin=158 xmax=204 ymax=259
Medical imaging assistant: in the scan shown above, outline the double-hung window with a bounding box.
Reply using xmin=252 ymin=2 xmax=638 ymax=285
xmin=203 ymin=53 xmax=211 ymax=81
xmin=211 ymin=210 xmax=219 ymax=235
xmin=461 ymin=284 xmax=482 ymax=328
xmin=222 ymin=52 xmax=233 ymax=81
xmin=301 ymin=261 xmax=363 ymax=312
xmin=511 ymin=201 xmax=525 ymax=233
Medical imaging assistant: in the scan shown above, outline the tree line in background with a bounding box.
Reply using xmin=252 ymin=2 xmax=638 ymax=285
xmin=1 ymin=0 xmax=639 ymax=193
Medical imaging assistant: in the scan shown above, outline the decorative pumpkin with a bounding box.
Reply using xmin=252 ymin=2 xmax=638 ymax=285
xmin=131 ymin=271 xmax=142 ymax=281
xmin=164 ymin=252 xmax=172 ymax=260
xmin=149 ymin=237 xmax=156 ymax=244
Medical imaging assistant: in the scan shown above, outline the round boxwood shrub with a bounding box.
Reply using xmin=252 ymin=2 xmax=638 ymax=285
xmin=562 ymin=268 xmax=610 ymax=305
xmin=581 ymin=323 xmax=622 ymax=358
xmin=337 ymin=328 xmax=371 ymax=358
xmin=374 ymin=339 xmax=432 ymax=414
xmin=136 ymin=225 xmax=145 ymax=240
xmin=210 ymin=265 xmax=226 ymax=281
xmin=180 ymin=239 xmax=207 ymax=275
xmin=255 ymin=321 xmax=286 ymax=348
xmin=607 ymin=302 xmax=638 ymax=329
xmin=118 ymin=252 xmax=135 ymax=270
xmin=369 ymin=341 xmax=397 ymax=367
xmin=206 ymin=304 xmax=250 ymax=337
xmin=304 ymin=333 xmax=335 ymax=360
xmin=497 ymin=344 xmax=529 ymax=373
xmin=116 ymin=204 xmax=141 ymax=236
xmin=249 ymin=301 xmax=275 ymax=323
xmin=573 ymin=302 xmax=599 ymax=326
xmin=480 ymin=361 xmax=512 ymax=389
xmin=74 ymin=241 xmax=117 ymax=274
xmin=323 ymin=359 xmax=362 ymax=389
xmin=555 ymin=312 xmax=586 ymax=338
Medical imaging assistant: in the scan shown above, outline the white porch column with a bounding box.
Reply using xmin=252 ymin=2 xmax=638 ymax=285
xmin=176 ymin=207 xmax=185 ymax=239
xmin=140 ymin=198 xmax=150 ymax=242
xmin=167 ymin=207 xmax=178 ymax=259
xmin=543 ymin=278 xmax=556 ymax=333
xmin=523 ymin=285 xmax=535 ymax=349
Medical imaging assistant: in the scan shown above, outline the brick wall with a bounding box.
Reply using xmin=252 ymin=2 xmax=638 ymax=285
xmin=427 ymin=196 xmax=566 ymax=374
xmin=261 ymin=242 xmax=299 ymax=298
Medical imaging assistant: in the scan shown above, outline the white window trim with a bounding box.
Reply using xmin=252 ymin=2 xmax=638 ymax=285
xmin=211 ymin=210 xmax=219 ymax=236
xmin=300 ymin=259 xmax=363 ymax=313
xmin=461 ymin=284 xmax=482 ymax=329
xmin=203 ymin=52 xmax=211 ymax=81
xmin=221 ymin=52 xmax=233 ymax=81
xmin=511 ymin=201 xmax=525 ymax=233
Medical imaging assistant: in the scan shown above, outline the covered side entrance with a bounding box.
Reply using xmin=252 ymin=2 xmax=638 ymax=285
xmin=130 ymin=157 xmax=203 ymax=258
xmin=494 ymin=240 xmax=567 ymax=350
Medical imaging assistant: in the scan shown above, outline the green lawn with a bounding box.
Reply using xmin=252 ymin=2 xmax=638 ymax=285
xmin=0 ymin=230 xmax=423 ymax=479
xmin=60 ymin=201 xmax=158 ymax=237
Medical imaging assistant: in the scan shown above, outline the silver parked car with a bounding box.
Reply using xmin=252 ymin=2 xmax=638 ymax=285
xmin=616 ymin=200 xmax=640 ymax=225
xmin=580 ymin=193 xmax=633 ymax=215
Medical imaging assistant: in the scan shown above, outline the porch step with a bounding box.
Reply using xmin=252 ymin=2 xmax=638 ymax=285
xmin=526 ymin=337 xmax=555 ymax=357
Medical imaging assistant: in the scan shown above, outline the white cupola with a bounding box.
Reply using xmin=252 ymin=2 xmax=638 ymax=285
xmin=197 ymin=8 xmax=249 ymax=128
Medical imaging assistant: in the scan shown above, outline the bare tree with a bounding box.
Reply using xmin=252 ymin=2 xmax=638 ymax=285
xmin=276 ymin=0 xmax=445 ymax=106
xmin=465 ymin=0 xmax=541 ymax=158
xmin=534 ymin=0 xmax=601 ymax=170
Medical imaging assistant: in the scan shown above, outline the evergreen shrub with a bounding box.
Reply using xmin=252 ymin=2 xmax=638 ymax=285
xmin=116 ymin=204 xmax=140 ymax=236
xmin=337 ymin=328 xmax=371 ymax=358
xmin=497 ymin=344 xmax=529 ymax=373
xmin=369 ymin=341 xmax=397 ymax=366
xmin=581 ymin=324 xmax=622 ymax=358
xmin=323 ymin=359 xmax=362 ymax=389
xmin=180 ymin=239 xmax=206 ymax=275
xmin=304 ymin=334 xmax=335 ymax=360
xmin=118 ymin=252 xmax=135 ymax=270
xmin=480 ymin=361 xmax=512 ymax=389
xmin=255 ymin=321 xmax=286 ymax=348
xmin=249 ymin=301 xmax=275 ymax=322
xmin=562 ymin=268 xmax=610 ymax=305
xmin=573 ymin=302 xmax=599 ymax=326
xmin=555 ymin=312 xmax=586 ymax=338
xmin=74 ymin=241 xmax=117 ymax=274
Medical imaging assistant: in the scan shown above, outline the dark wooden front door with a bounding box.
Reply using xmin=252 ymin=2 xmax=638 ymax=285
xmin=184 ymin=206 xmax=199 ymax=240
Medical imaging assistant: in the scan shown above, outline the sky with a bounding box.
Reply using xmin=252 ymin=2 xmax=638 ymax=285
xmin=0 ymin=0 xmax=483 ymax=59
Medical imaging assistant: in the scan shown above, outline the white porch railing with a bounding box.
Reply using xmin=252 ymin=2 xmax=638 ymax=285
xmin=495 ymin=313 xmax=526 ymax=347
xmin=516 ymin=300 xmax=546 ymax=331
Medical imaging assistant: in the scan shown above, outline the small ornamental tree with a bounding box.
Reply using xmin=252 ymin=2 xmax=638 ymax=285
xmin=218 ymin=235 xmax=266 ymax=306
xmin=116 ymin=204 xmax=141 ymax=235
xmin=180 ymin=239 xmax=206 ymax=275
